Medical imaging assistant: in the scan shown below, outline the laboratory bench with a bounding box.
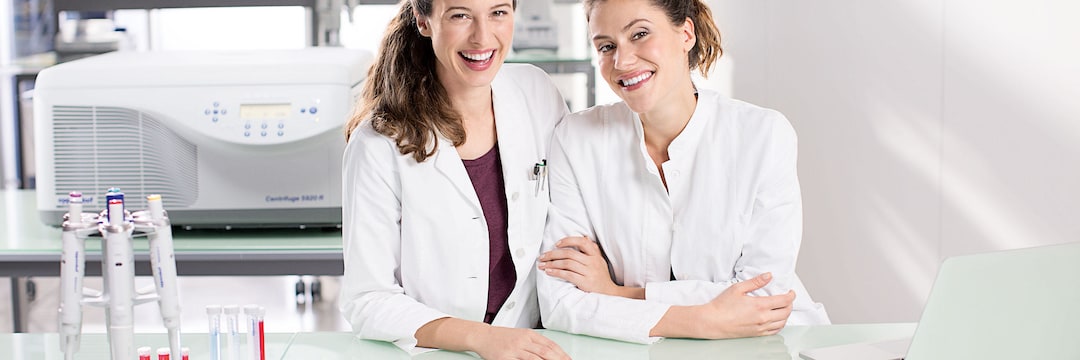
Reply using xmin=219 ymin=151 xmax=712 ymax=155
xmin=0 ymin=323 xmax=917 ymax=359
xmin=0 ymin=189 xmax=345 ymax=332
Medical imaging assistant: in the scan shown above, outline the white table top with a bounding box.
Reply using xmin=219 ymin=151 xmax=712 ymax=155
xmin=1 ymin=323 xmax=917 ymax=359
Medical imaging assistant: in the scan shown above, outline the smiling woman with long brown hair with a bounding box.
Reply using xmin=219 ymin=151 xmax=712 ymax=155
xmin=340 ymin=0 xmax=570 ymax=358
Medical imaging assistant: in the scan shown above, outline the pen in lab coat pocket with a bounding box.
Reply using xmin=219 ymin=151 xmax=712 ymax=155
xmin=533 ymin=159 xmax=547 ymax=196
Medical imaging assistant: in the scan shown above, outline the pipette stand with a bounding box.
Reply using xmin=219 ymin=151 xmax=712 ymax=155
xmin=58 ymin=190 xmax=183 ymax=360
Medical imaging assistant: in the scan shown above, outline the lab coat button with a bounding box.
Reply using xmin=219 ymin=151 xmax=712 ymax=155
xmin=514 ymin=248 xmax=525 ymax=258
xmin=505 ymin=301 xmax=516 ymax=310
xmin=511 ymin=192 xmax=520 ymax=201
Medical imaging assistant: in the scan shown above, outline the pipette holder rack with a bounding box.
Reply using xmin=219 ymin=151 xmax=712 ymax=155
xmin=58 ymin=190 xmax=183 ymax=360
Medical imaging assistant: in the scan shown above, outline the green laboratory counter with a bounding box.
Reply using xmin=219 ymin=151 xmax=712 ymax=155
xmin=1 ymin=324 xmax=916 ymax=359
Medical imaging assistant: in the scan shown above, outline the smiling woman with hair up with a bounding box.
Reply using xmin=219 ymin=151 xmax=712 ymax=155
xmin=536 ymin=0 xmax=831 ymax=344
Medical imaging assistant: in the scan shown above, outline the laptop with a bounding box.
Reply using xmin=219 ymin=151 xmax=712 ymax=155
xmin=800 ymin=241 xmax=1080 ymax=360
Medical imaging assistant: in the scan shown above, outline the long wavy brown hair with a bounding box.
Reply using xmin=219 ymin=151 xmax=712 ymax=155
xmin=585 ymin=0 xmax=723 ymax=76
xmin=344 ymin=0 xmax=516 ymax=163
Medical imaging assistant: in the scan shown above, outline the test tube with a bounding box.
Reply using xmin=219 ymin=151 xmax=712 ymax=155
xmin=244 ymin=305 xmax=259 ymax=360
xmin=182 ymin=347 xmax=190 ymax=360
xmin=206 ymin=305 xmax=222 ymax=360
xmin=138 ymin=346 xmax=152 ymax=360
xmin=223 ymin=305 xmax=241 ymax=360
xmin=256 ymin=306 xmax=266 ymax=360
xmin=157 ymin=347 xmax=170 ymax=360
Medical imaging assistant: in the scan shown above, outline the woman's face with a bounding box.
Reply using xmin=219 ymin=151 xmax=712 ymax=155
xmin=589 ymin=0 xmax=696 ymax=114
xmin=418 ymin=0 xmax=515 ymax=93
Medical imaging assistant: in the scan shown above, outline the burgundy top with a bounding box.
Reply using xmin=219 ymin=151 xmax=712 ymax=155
xmin=461 ymin=144 xmax=516 ymax=324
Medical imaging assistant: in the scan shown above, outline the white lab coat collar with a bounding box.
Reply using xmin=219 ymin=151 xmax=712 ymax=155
xmin=430 ymin=82 xmax=532 ymax=214
xmin=630 ymin=91 xmax=714 ymax=177
xmin=432 ymin=145 xmax=481 ymax=212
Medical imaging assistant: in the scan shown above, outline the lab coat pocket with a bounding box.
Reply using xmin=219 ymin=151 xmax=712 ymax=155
xmin=527 ymin=178 xmax=545 ymax=199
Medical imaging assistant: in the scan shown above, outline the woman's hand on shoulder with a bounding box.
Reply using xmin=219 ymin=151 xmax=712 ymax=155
xmin=538 ymin=236 xmax=626 ymax=297
xmin=469 ymin=326 xmax=570 ymax=360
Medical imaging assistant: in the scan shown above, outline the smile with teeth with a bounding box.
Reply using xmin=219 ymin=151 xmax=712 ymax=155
xmin=619 ymin=72 xmax=654 ymax=87
xmin=461 ymin=50 xmax=495 ymax=62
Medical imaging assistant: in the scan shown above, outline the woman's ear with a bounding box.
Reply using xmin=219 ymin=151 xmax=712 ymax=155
xmin=416 ymin=13 xmax=432 ymax=37
xmin=681 ymin=17 xmax=697 ymax=53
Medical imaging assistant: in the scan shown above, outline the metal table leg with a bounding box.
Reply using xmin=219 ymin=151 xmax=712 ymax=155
xmin=11 ymin=276 xmax=23 ymax=332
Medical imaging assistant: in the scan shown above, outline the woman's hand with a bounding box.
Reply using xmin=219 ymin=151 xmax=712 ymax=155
xmin=651 ymin=273 xmax=795 ymax=339
xmin=469 ymin=326 xmax=570 ymax=360
xmin=538 ymin=236 xmax=625 ymax=297
xmin=417 ymin=318 xmax=569 ymax=360
xmin=696 ymin=273 xmax=795 ymax=338
xmin=699 ymin=272 xmax=794 ymax=337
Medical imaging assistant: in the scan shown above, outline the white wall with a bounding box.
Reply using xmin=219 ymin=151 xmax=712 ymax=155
xmin=708 ymin=0 xmax=1080 ymax=323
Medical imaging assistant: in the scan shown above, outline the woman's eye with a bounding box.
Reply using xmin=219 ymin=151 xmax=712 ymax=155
xmin=597 ymin=44 xmax=614 ymax=53
xmin=632 ymin=31 xmax=648 ymax=40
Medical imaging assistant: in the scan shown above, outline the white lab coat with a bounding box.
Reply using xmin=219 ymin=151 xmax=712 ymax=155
xmin=340 ymin=64 xmax=569 ymax=352
xmin=537 ymin=89 xmax=830 ymax=344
